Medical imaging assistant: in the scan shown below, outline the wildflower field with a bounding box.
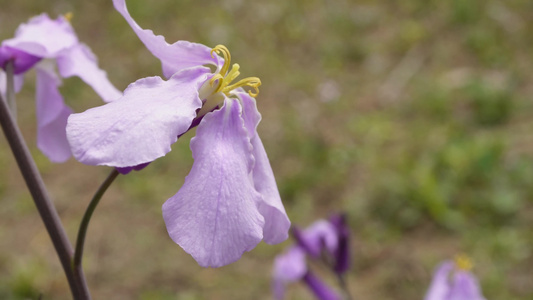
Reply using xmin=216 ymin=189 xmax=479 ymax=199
xmin=0 ymin=0 xmax=532 ymax=299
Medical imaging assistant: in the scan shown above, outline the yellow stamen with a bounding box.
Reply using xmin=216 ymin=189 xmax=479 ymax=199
xmin=210 ymin=45 xmax=231 ymax=77
xmin=64 ymin=12 xmax=73 ymax=22
xmin=209 ymin=74 xmax=224 ymax=92
xmin=222 ymin=77 xmax=262 ymax=97
xmin=207 ymin=45 xmax=261 ymax=98
xmin=454 ymin=254 xmax=473 ymax=271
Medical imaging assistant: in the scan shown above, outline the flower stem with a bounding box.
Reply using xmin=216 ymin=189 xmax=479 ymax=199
xmin=336 ymin=273 xmax=353 ymax=300
xmin=0 ymin=65 xmax=90 ymax=299
xmin=5 ymin=61 xmax=16 ymax=121
xmin=73 ymin=169 xmax=120 ymax=270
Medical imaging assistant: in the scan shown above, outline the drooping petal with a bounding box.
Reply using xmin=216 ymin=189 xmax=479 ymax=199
xmin=113 ymin=0 xmax=221 ymax=78
xmin=162 ymin=98 xmax=265 ymax=267
xmin=35 ymin=61 xmax=73 ymax=163
xmin=115 ymin=162 xmax=151 ymax=175
xmin=295 ymin=220 xmax=339 ymax=258
xmin=237 ymin=91 xmax=290 ymax=244
xmin=67 ymin=66 xmax=210 ymax=167
xmin=448 ymin=270 xmax=486 ymax=300
xmin=0 ymin=46 xmax=41 ymax=74
xmin=3 ymin=14 xmax=78 ymax=58
xmin=56 ymin=44 xmax=121 ymax=102
xmin=329 ymin=214 xmax=351 ymax=274
xmin=302 ymin=271 xmax=341 ymax=300
xmin=272 ymin=246 xmax=307 ymax=300
xmin=0 ymin=71 xmax=24 ymax=99
xmin=424 ymin=261 xmax=454 ymax=300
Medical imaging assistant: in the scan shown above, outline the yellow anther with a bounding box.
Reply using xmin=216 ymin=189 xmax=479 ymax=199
xmin=225 ymin=64 xmax=241 ymax=84
xmin=210 ymin=45 xmax=231 ymax=76
xmin=454 ymin=254 xmax=473 ymax=271
xmin=206 ymin=45 xmax=261 ymax=98
xmin=222 ymin=77 xmax=262 ymax=97
xmin=209 ymin=74 xmax=225 ymax=92
xmin=64 ymin=12 xmax=73 ymax=22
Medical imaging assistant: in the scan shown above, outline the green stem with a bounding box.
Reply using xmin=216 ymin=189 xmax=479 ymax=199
xmin=73 ymin=169 xmax=120 ymax=270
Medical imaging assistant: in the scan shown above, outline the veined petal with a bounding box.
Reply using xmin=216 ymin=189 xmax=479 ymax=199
xmin=424 ymin=261 xmax=454 ymax=300
xmin=448 ymin=271 xmax=486 ymax=300
xmin=272 ymin=246 xmax=307 ymax=300
xmin=56 ymin=44 xmax=122 ymax=102
xmin=162 ymin=98 xmax=264 ymax=267
xmin=0 ymin=46 xmax=41 ymax=74
xmin=35 ymin=61 xmax=73 ymax=163
xmin=237 ymin=91 xmax=290 ymax=244
xmin=67 ymin=66 xmax=210 ymax=167
xmin=3 ymin=14 xmax=78 ymax=58
xmin=113 ymin=0 xmax=221 ymax=78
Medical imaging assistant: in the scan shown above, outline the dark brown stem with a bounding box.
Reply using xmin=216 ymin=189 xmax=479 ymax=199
xmin=0 ymin=63 xmax=90 ymax=299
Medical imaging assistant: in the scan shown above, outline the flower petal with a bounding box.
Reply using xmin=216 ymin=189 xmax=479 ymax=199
xmin=56 ymin=44 xmax=122 ymax=102
xmin=67 ymin=66 xmax=209 ymax=167
xmin=329 ymin=214 xmax=351 ymax=274
xmin=302 ymin=271 xmax=341 ymax=300
xmin=272 ymin=246 xmax=307 ymax=300
xmin=237 ymin=92 xmax=290 ymax=244
xmin=448 ymin=270 xmax=486 ymax=300
xmin=424 ymin=261 xmax=454 ymax=300
xmin=0 ymin=46 xmax=41 ymax=74
xmin=294 ymin=220 xmax=338 ymax=258
xmin=35 ymin=61 xmax=73 ymax=163
xmin=3 ymin=14 xmax=78 ymax=58
xmin=162 ymin=98 xmax=265 ymax=267
xmin=113 ymin=0 xmax=220 ymax=78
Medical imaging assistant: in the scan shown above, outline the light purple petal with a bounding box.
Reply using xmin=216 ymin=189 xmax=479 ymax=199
xmin=113 ymin=0 xmax=221 ymax=78
xmin=3 ymin=14 xmax=78 ymax=58
xmin=0 ymin=71 xmax=24 ymax=99
xmin=303 ymin=271 xmax=341 ymax=300
xmin=237 ymin=91 xmax=290 ymax=244
xmin=162 ymin=98 xmax=265 ymax=267
xmin=424 ymin=261 xmax=454 ymax=300
xmin=67 ymin=66 xmax=210 ymax=167
xmin=0 ymin=46 xmax=41 ymax=74
xmin=272 ymin=246 xmax=307 ymax=300
xmin=298 ymin=220 xmax=339 ymax=258
xmin=35 ymin=62 xmax=73 ymax=163
xmin=448 ymin=270 xmax=486 ymax=300
xmin=56 ymin=44 xmax=121 ymax=102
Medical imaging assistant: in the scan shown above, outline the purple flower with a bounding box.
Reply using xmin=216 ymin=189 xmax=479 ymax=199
xmin=273 ymin=215 xmax=350 ymax=300
xmin=66 ymin=0 xmax=290 ymax=267
xmin=424 ymin=256 xmax=486 ymax=300
xmin=0 ymin=13 xmax=121 ymax=162
xmin=273 ymin=247 xmax=340 ymax=300
xmin=293 ymin=214 xmax=351 ymax=274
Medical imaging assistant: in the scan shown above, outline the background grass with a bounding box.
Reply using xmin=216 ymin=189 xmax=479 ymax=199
xmin=1 ymin=0 xmax=533 ymax=299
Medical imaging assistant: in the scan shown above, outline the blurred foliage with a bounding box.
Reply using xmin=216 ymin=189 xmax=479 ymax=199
xmin=0 ymin=0 xmax=532 ymax=299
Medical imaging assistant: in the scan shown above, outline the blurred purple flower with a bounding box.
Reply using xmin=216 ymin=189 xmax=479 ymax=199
xmin=0 ymin=13 xmax=121 ymax=162
xmin=273 ymin=247 xmax=340 ymax=300
xmin=293 ymin=214 xmax=351 ymax=274
xmin=273 ymin=214 xmax=350 ymax=299
xmin=66 ymin=0 xmax=290 ymax=267
xmin=425 ymin=256 xmax=486 ymax=300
